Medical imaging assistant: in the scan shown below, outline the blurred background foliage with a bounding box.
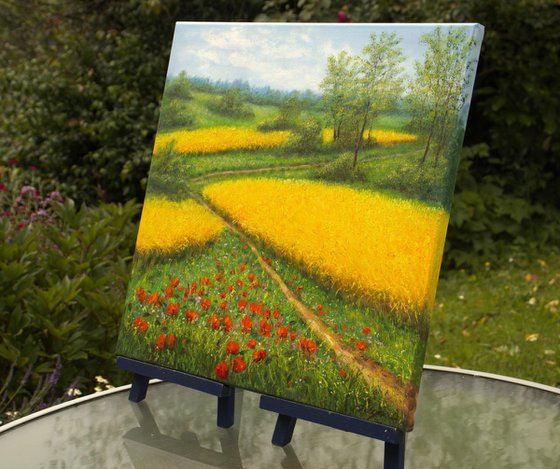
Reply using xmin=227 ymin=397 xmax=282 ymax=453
xmin=0 ymin=0 xmax=558 ymax=421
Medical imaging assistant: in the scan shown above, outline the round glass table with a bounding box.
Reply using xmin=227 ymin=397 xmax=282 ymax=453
xmin=1 ymin=365 xmax=558 ymax=468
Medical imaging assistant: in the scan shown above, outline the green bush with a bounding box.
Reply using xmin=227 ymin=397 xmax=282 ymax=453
xmin=283 ymin=118 xmax=323 ymax=154
xmin=317 ymin=153 xmax=367 ymax=182
xmin=0 ymin=167 xmax=139 ymax=422
xmin=379 ymin=163 xmax=447 ymax=206
xmin=158 ymin=96 xmax=195 ymax=131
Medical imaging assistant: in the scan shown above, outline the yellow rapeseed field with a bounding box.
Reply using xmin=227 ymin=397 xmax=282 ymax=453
xmin=154 ymin=127 xmax=290 ymax=155
xmin=203 ymin=178 xmax=448 ymax=314
xmin=322 ymin=129 xmax=417 ymax=145
xmin=136 ymin=198 xmax=223 ymax=254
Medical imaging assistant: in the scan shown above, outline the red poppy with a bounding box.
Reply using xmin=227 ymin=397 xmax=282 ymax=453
xmin=273 ymin=308 xmax=281 ymax=319
xmin=211 ymin=313 xmax=220 ymax=331
xmin=236 ymin=278 xmax=243 ymax=288
xmin=198 ymin=287 xmax=205 ymax=297
xmin=340 ymin=368 xmax=346 ymax=378
xmin=170 ymin=278 xmax=180 ymax=288
xmin=215 ymin=361 xmax=228 ymax=380
xmin=147 ymin=292 xmax=159 ymax=305
xmin=362 ymin=327 xmax=371 ymax=335
xmin=295 ymin=285 xmax=303 ymax=294
xmin=156 ymin=334 xmax=166 ymax=351
xmin=226 ymin=340 xmax=240 ymax=355
xmin=132 ymin=316 xmax=148 ymax=333
xmin=227 ymin=284 xmax=234 ymax=292
xmin=223 ymin=314 xmax=233 ymax=332
xmin=186 ymin=309 xmax=199 ymax=322
xmin=239 ymin=265 xmax=245 ymax=272
xmin=231 ymin=251 xmax=236 ymax=257
xmin=202 ymin=276 xmax=209 ymax=285
xmin=306 ymin=339 xmax=317 ymax=354
xmin=230 ymin=269 xmax=236 ymax=275
xmin=201 ymin=298 xmax=211 ymax=311
xmin=250 ymin=281 xmax=259 ymax=289
xmin=289 ymin=331 xmax=297 ymax=341
xmin=356 ymin=341 xmax=368 ymax=351
xmin=165 ymin=286 xmax=173 ymax=300
xmin=249 ymin=302 xmax=261 ymax=315
xmin=247 ymin=338 xmax=257 ymax=349
xmin=219 ymin=292 xmax=227 ymax=299
xmin=191 ymin=282 xmax=197 ymax=294
xmin=299 ymin=337 xmax=317 ymax=355
xmin=232 ymin=356 xmax=247 ymax=373
xmin=136 ymin=288 xmax=146 ymax=303
xmin=276 ymin=326 xmax=289 ymax=339
xmin=252 ymin=349 xmax=267 ymax=363
xmin=238 ymin=299 xmax=247 ymax=311
xmin=259 ymin=318 xmax=271 ymax=337
xmin=241 ymin=290 xmax=248 ymax=297
xmin=166 ymin=303 xmax=179 ymax=317
xmin=248 ymin=272 xmax=255 ymax=282
xmin=219 ymin=301 xmax=227 ymax=310
xmin=167 ymin=334 xmax=175 ymax=348
xmin=262 ymin=307 xmax=270 ymax=319
xmin=317 ymin=304 xmax=323 ymax=311
xmin=241 ymin=315 xmax=253 ymax=333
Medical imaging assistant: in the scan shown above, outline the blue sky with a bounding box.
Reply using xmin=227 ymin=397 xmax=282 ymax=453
xmin=167 ymin=23 xmax=481 ymax=94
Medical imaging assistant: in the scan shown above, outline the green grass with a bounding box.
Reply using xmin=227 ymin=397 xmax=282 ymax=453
xmin=188 ymin=91 xmax=279 ymax=128
xmin=428 ymin=250 xmax=560 ymax=387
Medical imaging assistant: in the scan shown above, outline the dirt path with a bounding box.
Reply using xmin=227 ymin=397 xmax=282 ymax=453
xmin=195 ymin=195 xmax=418 ymax=430
xmin=189 ymin=149 xmax=422 ymax=183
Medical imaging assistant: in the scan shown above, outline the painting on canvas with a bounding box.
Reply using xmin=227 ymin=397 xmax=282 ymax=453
xmin=116 ymin=22 xmax=483 ymax=431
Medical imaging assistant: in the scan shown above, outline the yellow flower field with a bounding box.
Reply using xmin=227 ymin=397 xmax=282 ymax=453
xmin=136 ymin=198 xmax=223 ymax=254
xmin=154 ymin=127 xmax=290 ymax=155
xmin=322 ymin=129 xmax=417 ymax=145
xmin=203 ymin=178 xmax=448 ymax=314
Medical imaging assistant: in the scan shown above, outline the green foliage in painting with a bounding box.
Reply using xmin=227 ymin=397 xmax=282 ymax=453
xmin=316 ymin=153 xmax=367 ymax=182
xmin=283 ymin=118 xmax=323 ymax=154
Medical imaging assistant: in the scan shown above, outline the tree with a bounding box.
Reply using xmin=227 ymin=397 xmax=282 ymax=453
xmin=408 ymin=26 xmax=473 ymax=166
xmin=350 ymin=32 xmax=404 ymax=169
xmin=321 ymin=33 xmax=404 ymax=169
xmin=320 ymin=51 xmax=356 ymax=142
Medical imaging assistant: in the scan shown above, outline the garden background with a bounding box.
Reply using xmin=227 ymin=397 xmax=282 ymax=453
xmin=1 ymin=0 xmax=558 ymax=424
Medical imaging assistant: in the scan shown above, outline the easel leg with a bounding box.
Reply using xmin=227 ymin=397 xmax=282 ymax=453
xmin=217 ymin=387 xmax=235 ymax=428
xmin=384 ymin=436 xmax=405 ymax=469
xmin=128 ymin=373 xmax=149 ymax=402
xmin=271 ymin=414 xmax=298 ymax=447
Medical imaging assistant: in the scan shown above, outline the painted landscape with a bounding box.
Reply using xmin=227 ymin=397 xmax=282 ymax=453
xmin=116 ymin=23 xmax=483 ymax=431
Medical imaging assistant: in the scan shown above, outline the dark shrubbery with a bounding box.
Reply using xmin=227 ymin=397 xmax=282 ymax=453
xmin=0 ymin=165 xmax=139 ymax=422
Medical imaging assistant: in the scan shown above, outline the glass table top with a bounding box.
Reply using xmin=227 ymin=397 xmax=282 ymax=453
xmin=0 ymin=366 xmax=558 ymax=468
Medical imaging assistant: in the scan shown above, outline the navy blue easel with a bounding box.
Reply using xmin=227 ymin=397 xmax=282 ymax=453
xmin=259 ymin=395 xmax=406 ymax=469
xmin=116 ymin=356 xmax=235 ymax=428
xmin=117 ymin=356 xmax=406 ymax=468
